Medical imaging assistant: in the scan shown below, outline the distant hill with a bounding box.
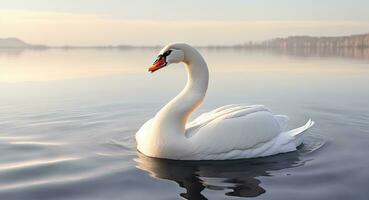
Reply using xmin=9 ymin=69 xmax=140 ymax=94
xmin=0 ymin=38 xmax=46 ymax=48
xmin=0 ymin=38 xmax=30 ymax=48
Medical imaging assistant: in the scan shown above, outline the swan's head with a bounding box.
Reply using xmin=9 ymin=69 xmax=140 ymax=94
xmin=148 ymin=45 xmax=184 ymax=73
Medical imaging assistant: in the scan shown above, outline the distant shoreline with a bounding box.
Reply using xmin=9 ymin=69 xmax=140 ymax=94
xmin=1 ymin=33 xmax=369 ymax=49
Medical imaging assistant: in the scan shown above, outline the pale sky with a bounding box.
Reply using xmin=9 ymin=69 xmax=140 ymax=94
xmin=1 ymin=0 xmax=369 ymax=45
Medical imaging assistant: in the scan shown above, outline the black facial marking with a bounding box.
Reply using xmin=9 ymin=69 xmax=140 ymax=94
xmin=153 ymin=50 xmax=172 ymax=64
xmin=162 ymin=50 xmax=172 ymax=57
xmin=158 ymin=50 xmax=172 ymax=59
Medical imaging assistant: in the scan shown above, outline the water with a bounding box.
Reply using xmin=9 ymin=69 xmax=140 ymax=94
xmin=0 ymin=48 xmax=369 ymax=200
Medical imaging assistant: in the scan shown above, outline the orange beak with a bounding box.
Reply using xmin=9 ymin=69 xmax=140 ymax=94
xmin=148 ymin=57 xmax=167 ymax=73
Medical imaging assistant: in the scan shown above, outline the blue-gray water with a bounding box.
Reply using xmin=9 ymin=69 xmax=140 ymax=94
xmin=0 ymin=48 xmax=369 ymax=199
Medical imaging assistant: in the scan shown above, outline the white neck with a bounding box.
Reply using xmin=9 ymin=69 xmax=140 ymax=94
xmin=155 ymin=45 xmax=209 ymax=136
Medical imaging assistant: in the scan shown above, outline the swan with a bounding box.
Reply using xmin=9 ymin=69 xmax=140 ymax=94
xmin=136 ymin=43 xmax=314 ymax=160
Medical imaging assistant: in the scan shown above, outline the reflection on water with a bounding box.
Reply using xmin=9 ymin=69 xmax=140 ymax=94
xmin=136 ymin=152 xmax=304 ymax=199
xmin=267 ymin=47 xmax=369 ymax=61
xmin=0 ymin=48 xmax=158 ymax=82
xmin=1 ymin=46 xmax=368 ymax=83
xmin=0 ymin=48 xmax=25 ymax=57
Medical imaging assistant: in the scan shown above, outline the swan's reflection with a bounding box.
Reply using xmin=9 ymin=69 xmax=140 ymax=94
xmin=135 ymin=152 xmax=304 ymax=199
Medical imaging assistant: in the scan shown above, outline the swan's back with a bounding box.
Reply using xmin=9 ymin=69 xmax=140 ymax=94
xmin=181 ymin=105 xmax=312 ymax=160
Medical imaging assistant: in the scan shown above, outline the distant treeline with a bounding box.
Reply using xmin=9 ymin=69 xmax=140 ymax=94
xmin=2 ymin=33 xmax=369 ymax=49
xmin=247 ymin=33 xmax=369 ymax=49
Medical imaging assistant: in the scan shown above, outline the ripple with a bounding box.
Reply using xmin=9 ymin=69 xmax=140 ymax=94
xmin=0 ymin=136 xmax=35 ymax=141
xmin=0 ymin=157 xmax=81 ymax=171
xmin=0 ymin=159 xmax=130 ymax=192
xmin=298 ymin=133 xmax=326 ymax=154
xmin=9 ymin=141 xmax=66 ymax=146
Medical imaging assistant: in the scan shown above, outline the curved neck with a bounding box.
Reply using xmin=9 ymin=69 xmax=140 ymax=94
xmin=156 ymin=46 xmax=209 ymax=135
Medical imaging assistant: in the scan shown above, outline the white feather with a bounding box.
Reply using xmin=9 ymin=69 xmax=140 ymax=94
xmin=136 ymin=43 xmax=314 ymax=160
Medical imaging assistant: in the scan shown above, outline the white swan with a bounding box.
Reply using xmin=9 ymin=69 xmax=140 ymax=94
xmin=136 ymin=43 xmax=314 ymax=160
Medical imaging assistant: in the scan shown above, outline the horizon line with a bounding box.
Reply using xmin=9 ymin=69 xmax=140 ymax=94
xmin=1 ymin=32 xmax=369 ymax=49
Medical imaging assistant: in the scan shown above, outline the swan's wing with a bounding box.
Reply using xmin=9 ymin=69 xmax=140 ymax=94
xmin=186 ymin=104 xmax=272 ymax=137
xmin=184 ymin=105 xmax=291 ymax=159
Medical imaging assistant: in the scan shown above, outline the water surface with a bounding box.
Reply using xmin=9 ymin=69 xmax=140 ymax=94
xmin=0 ymin=48 xmax=369 ymax=199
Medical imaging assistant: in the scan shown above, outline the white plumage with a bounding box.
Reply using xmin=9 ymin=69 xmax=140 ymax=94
xmin=136 ymin=43 xmax=314 ymax=160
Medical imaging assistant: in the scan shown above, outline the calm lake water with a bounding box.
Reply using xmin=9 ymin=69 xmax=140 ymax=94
xmin=0 ymin=48 xmax=369 ymax=200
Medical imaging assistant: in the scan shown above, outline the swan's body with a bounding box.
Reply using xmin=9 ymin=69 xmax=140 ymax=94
xmin=136 ymin=43 xmax=314 ymax=160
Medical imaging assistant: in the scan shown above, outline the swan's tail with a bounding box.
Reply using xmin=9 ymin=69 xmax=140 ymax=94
xmin=287 ymin=119 xmax=315 ymax=146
